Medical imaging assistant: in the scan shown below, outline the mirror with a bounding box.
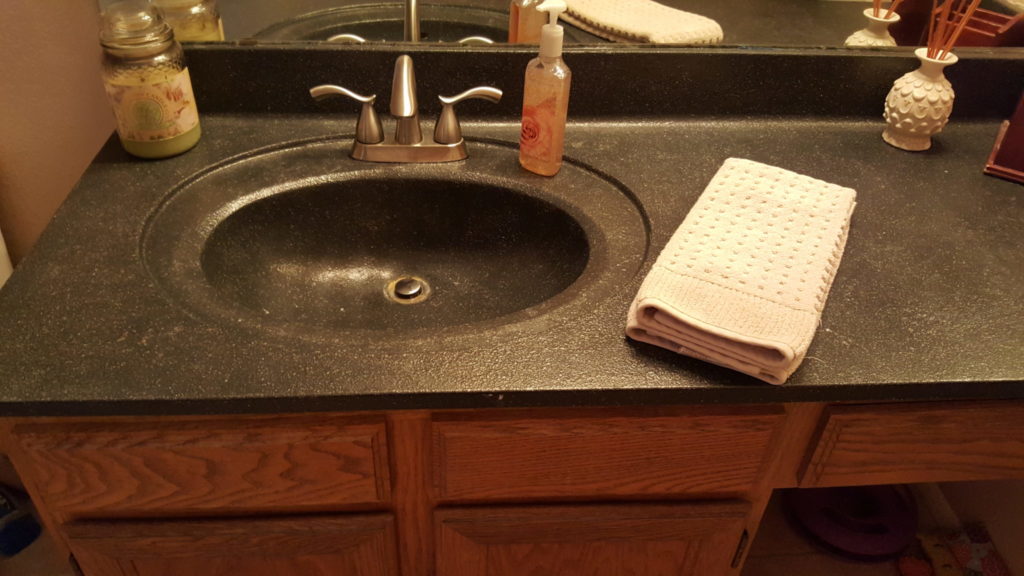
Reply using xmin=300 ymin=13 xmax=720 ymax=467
xmin=94 ymin=0 xmax=1023 ymax=48
xmin=206 ymin=0 xmax=1022 ymax=48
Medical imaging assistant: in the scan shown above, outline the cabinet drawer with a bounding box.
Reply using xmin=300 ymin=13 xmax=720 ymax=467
xmin=12 ymin=415 xmax=390 ymax=517
xmin=435 ymin=502 xmax=749 ymax=576
xmin=801 ymin=401 xmax=1024 ymax=487
xmin=67 ymin=513 xmax=398 ymax=576
xmin=432 ymin=407 xmax=785 ymax=501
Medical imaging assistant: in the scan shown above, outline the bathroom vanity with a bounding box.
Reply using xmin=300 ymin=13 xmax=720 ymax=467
xmin=0 ymin=45 xmax=1022 ymax=576
xmin=5 ymin=402 xmax=1024 ymax=576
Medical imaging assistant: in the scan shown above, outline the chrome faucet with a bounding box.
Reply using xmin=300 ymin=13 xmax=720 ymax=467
xmin=405 ymin=0 xmax=420 ymax=41
xmin=326 ymin=0 xmax=496 ymax=45
xmin=310 ymin=55 xmax=502 ymax=163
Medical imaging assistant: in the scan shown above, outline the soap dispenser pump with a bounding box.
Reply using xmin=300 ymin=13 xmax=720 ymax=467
xmin=519 ymin=0 xmax=571 ymax=176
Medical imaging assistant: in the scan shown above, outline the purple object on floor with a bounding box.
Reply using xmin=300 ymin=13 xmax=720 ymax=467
xmin=782 ymin=485 xmax=918 ymax=561
xmin=0 ymin=486 xmax=41 ymax=557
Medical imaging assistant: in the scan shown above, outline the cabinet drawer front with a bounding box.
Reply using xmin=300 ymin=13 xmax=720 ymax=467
xmin=435 ymin=502 xmax=750 ymax=576
xmin=67 ymin=513 xmax=398 ymax=576
xmin=433 ymin=407 xmax=784 ymax=501
xmin=801 ymin=401 xmax=1024 ymax=487
xmin=13 ymin=416 xmax=390 ymax=517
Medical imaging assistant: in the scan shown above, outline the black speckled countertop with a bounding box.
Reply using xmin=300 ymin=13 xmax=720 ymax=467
xmin=0 ymin=46 xmax=1021 ymax=416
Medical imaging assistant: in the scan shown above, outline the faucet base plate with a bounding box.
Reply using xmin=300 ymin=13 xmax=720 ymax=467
xmin=352 ymin=136 xmax=467 ymax=163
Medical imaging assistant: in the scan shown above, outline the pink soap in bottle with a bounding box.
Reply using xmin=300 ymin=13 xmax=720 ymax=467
xmin=519 ymin=0 xmax=571 ymax=176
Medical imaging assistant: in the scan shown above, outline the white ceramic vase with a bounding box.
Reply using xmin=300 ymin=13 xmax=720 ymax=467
xmin=882 ymin=47 xmax=958 ymax=152
xmin=845 ymin=8 xmax=900 ymax=47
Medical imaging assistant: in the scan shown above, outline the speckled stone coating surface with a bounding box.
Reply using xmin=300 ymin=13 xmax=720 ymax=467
xmin=0 ymin=46 xmax=1022 ymax=416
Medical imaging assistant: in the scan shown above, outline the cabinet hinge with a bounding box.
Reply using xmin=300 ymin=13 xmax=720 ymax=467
xmin=730 ymin=529 xmax=750 ymax=569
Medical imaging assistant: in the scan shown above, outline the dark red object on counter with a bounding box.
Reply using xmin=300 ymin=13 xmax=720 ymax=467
xmin=985 ymin=93 xmax=1024 ymax=185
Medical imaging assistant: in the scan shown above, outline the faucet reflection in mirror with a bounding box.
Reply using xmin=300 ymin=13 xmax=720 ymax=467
xmin=310 ymin=55 xmax=502 ymax=162
xmin=327 ymin=0 xmax=501 ymax=45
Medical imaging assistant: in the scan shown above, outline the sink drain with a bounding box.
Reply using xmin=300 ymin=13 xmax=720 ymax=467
xmin=385 ymin=276 xmax=431 ymax=304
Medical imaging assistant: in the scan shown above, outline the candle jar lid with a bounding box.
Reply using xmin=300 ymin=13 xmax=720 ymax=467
xmin=100 ymin=0 xmax=173 ymax=48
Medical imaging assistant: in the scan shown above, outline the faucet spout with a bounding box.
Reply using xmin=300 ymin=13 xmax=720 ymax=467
xmin=311 ymin=53 xmax=501 ymax=162
xmin=404 ymin=0 xmax=420 ymax=42
xmin=390 ymin=55 xmax=422 ymax=144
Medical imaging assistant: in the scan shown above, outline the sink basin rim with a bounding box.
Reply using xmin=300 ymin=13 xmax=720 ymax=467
xmin=141 ymin=137 xmax=650 ymax=345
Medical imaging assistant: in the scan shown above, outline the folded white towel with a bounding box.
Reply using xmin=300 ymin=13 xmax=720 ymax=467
xmin=626 ymin=158 xmax=857 ymax=384
xmin=563 ymin=0 xmax=722 ymax=44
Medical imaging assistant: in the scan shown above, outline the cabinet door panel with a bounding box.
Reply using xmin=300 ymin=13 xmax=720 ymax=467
xmin=433 ymin=407 xmax=784 ymax=501
xmin=436 ymin=502 xmax=749 ymax=576
xmin=801 ymin=401 xmax=1024 ymax=487
xmin=12 ymin=415 xmax=390 ymax=517
xmin=67 ymin=514 xmax=397 ymax=576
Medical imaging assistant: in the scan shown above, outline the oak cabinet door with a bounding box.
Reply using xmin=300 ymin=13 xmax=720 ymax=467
xmin=66 ymin=514 xmax=398 ymax=576
xmin=12 ymin=416 xmax=390 ymax=517
xmin=436 ymin=502 xmax=749 ymax=576
xmin=433 ymin=407 xmax=784 ymax=502
xmin=801 ymin=401 xmax=1024 ymax=487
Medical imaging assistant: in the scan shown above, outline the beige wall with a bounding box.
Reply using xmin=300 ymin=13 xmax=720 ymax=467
xmin=0 ymin=0 xmax=114 ymax=264
xmin=942 ymin=480 xmax=1024 ymax=575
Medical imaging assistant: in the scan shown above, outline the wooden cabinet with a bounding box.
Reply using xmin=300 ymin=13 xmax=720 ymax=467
xmin=432 ymin=407 xmax=785 ymax=502
xmin=66 ymin=514 xmax=398 ymax=576
xmin=4 ymin=400 xmax=1023 ymax=576
xmin=435 ymin=503 xmax=749 ymax=576
xmin=11 ymin=415 xmax=391 ymax=518
xmin=800 ymin=401 xmax=1024 ymax=488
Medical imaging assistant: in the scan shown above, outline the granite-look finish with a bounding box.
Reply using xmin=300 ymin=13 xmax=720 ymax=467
xmin=0 ymin=47 xmax=1021 ymax=416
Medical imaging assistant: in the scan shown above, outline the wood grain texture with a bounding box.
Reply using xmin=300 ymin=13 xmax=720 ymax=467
xmin=0 ymin=420 xmax=12 ymax=454
xmin=436 ymin=502 xmax=750 ymax=576
xmin=801 ymin=401 xmax=1024 ymax=487
xmin=0 ymin=418 xmax=76 ymax=564
xmin=763 ymin=403 xmax=827 ymax=490
xmin=723 ymin=403 xmax=827 ymax=575
xmin=387 ymin=412 xmax=435 ymax=576
xmin=67 ymin=514 xmax=398 ymax=576
xmin=432 ymin=406 xmax=785 ymax=501
xmin=11 ymin=415 xmax=391 ymax=517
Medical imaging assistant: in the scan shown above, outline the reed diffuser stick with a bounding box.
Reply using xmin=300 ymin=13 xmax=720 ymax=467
xmin=872 ymin=0 xmax=905 ymax=18
xmin=926 ymin=0 xmax=983 ymax=60
xmin=931 ymin=0 xmax=956 ymax=58
xmin=939 ymin=0 xmax=982 ymax=58
xmin=883 ymin=0 xmax=905 ymax=19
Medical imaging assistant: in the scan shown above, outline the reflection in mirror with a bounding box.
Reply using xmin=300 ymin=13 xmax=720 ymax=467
xmin=106 ymin=0 xmax=1024 ymax=47
xmin=153 ymin=0 xmax=225 ymax=41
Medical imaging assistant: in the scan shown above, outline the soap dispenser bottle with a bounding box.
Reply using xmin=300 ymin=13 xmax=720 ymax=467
xmin=508 ymin=0 xmax=545 ymax=43
xmin=519 ymin=0 xmax=571 ymax=176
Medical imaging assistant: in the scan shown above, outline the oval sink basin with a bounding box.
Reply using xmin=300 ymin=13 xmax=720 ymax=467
xmin=252 ymin=3 xmax=603 ymax=44
xmin=143 ymin=139 xmax=648 ymax=339
xmin=254 ymin=4 xmax=508 ymax=43
xmin=201 ymin=179 xmax=588 ymax=331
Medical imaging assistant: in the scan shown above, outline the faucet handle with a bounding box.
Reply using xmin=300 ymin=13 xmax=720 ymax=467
xmin=310 ymin=84 xmax=384 ymax=145
xmin=434 ymin=87 xmax=503 ymax=145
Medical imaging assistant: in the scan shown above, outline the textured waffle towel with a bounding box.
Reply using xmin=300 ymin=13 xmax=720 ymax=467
xmin=626 ymin=158 xmax=857 ymax=385
xmin=563 ymin=0 xmax=722 ymax=44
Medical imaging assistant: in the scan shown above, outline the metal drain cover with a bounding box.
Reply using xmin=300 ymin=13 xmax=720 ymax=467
xmin=386 ymin=276 xmax=430 ymax=304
